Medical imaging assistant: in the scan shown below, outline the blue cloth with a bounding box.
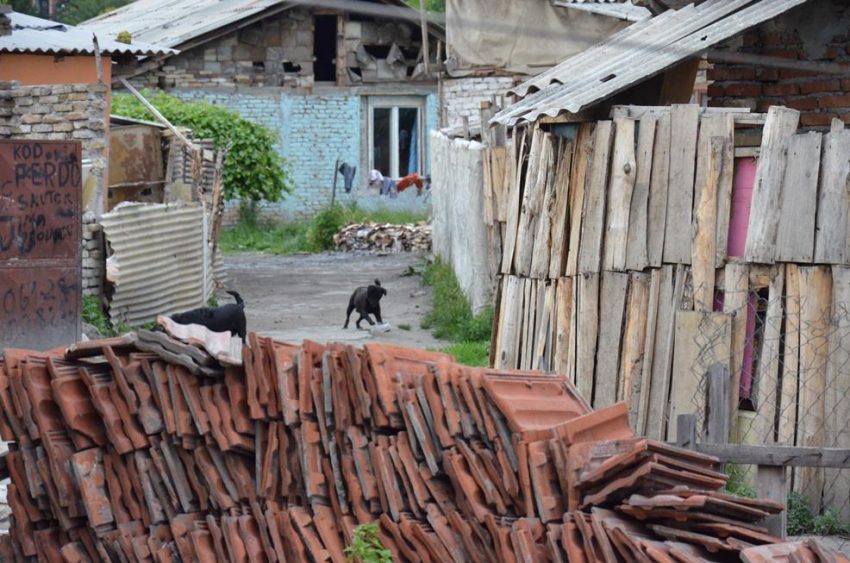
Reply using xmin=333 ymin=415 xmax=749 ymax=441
xmin=338 ymin=162 xmax=357 ymax=193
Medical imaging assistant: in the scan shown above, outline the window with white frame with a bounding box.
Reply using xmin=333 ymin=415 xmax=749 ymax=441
xmin=368 ymin=96 xmax=425 ymax=179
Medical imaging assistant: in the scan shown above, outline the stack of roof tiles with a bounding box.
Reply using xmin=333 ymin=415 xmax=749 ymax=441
xmin=0 ymin=325 xmax=845 ymax=562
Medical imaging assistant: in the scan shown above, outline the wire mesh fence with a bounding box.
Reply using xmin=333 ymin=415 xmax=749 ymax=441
xmin=686 ymin=268 xmax=850 ymax=540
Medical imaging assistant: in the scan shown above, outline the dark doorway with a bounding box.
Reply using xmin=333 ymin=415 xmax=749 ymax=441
xmin=313 ymin=15 xmax=338 ymax=83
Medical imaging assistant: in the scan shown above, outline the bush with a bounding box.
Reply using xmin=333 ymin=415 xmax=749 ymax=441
xmin=112 ymin=91 xmax=290 ymax=203
xmin=344 ymin=523 xmax=392 ymax=563
xmin=307 ymin=204 xmax=348 ymax=252
xmin=787 ymin=492 xmax=850 ymax=536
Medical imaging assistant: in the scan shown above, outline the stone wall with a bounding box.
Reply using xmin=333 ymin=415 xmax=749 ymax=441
xmin=441 ymin=76 xmax=518 ymax=129
xmin=707 ymin=0 xmax=850 ymax=128
xmin=82 ymin=211 xmax=104 ymax=297
xmin=132 ymin=7 xmax=426 ymax=91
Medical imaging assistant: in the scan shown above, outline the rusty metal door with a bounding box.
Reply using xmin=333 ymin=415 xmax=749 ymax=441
xmin=0 ymin=140 xmax=82 ymax=350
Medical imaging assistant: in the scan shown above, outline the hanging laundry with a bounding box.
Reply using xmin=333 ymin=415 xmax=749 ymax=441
xmin=396 ymin=173 xmax=424 ymax=195
xmin=338 ymin=162 xmax=357 ymax=193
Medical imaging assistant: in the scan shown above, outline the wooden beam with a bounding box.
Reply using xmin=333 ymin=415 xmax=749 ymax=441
xmin=694 ymin=444 xmax=850 ymax=468
xmin=119 ymin=78 xmax=197 ymax=152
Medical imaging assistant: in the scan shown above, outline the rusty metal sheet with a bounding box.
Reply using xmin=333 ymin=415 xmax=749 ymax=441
xmin=108 ymin=125 xmax=164 ymax=211
xmin=0 ymin=140 xmax=82 ymax=350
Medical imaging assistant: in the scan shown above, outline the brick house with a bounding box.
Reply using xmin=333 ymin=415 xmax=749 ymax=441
xmin=82 ymin=0 xmax=444 ymax=220
xmin=707 ymin=0 xmax=850 ymax=128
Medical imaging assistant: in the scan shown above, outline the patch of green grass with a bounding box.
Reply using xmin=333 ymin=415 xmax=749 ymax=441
xmin=83 ymin=295 xmax=111 ymax=337
xmin=724 ymin=464 xmax=756 ymax=499
xmin=420 ymin=258 xmax=492 ymax=367
xmin=219 ymin=203 xmax=428 ymax=255
xmin=398 ymin=323 xmax=412 ymax=331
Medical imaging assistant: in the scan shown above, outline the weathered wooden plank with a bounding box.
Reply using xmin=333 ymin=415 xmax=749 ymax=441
xmin=535 ymin=282 xmax=557 ymax=372
xmin=637 ymin=268 xmax=663 ymax=435
xmin=548 ymin=142 xmax=574 ymax=280
xmin=752 ymin=266 xmax=784 ymax=445
xmin=778 ymin=265 xmax=800 ymax=446
xmin=576 ymin=273 xmax=600 ymax=403
xmin=724 ymin=263 xmax=749 ymax=425
xmin=521 ymin=279 xmax=537 ymax=370
xmin=603 ymin=118 xmax=637 ymax=272
xmin=646 ymin=265 xmax=682 ymax=440
xmin=530 ymin=138 xmax=561 ymax=279
xmin=692 ymin=137 xmax=723 ymax=312
xmin=797 ymin=265 xmax=832 ymax=514
xmin=516 ymin=133 xmax=555 ymax=277
xmin=622 ymin=273 xmax=650 ymax=426
xmin=756 ymin=465 xmax=787 ymax=538
xmin=625 ymin=118 xmax=656 ymax=272
xmin=610 ymin=105 xmax=754 ymax=120
xmin=824 ymin=266 xmax=850 ymax=519
xmin=647 ymin=113 xmax=671 ymax=268
xmin=553 ymin=277 xmax=574 ymax=377
xmin=498 ymin=139 xmax=516 ymax=224
xmin=694 ymin=444 xmax=850 ymax=468
xmin=744 ymin=106 xmax=800 ymax=264
xmin=482 ymin=147 xmax=495 ymax=227
xmin=705 ymin=364 xmax=731 ymax=447
xmin=702 ymin=115 xmax=735 ymax=269
xmin=776 ymin=133 xmax=822 ymax=263
xmin=676 ymin=414 xmax=697 ymax=450
xmin=501 ymin=128 xmax=529 ymax=275
xmin=489 ymin=275 xmax=504 ymax=368
xmin=594 ymin=272 xmax=628 ymax=409
xmin=578 ymin=121 xmax=614 ymax=274
xmin=495 ymin=276 xmax=523 ymax=369
xmin=490 ymin=147 xmax=509 ymax=224
xmin=667 ymin=312 xmax=732 ymax=442
xmin=662 ymin=104 xmax=699 ymax=265
xmin=814 ymin=122 xmax=850 ymax=264
xmin=565 ymin=124 xmax=593 ymax=276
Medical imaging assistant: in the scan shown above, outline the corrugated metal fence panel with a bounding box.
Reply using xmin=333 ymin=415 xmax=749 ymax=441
xmin=101 ymin=203 xmax=206 ymax=326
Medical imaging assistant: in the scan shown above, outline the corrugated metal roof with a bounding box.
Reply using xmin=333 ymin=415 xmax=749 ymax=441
xmin=493 ymin=0 xmax=809 ymax=126
xmin=80 ymin=0 xmax=440 ymax=51
xmin=554 ymin=0 xmax=651 ymax=21
xmin=0 ymin=11 xmax=176 ymax=56
xmin=102 ymin=203 xmax=212 ymax=327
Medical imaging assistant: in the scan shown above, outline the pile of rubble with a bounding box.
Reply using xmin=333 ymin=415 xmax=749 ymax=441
xmin=334 ymin=222 xmax=431 ymax=252
xmin=0 ymin=324 xmax=845 ymax=562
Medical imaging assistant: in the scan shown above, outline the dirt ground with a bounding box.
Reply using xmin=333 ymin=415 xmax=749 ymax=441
xmin=221 ymin=251 xmax=449 ymax=349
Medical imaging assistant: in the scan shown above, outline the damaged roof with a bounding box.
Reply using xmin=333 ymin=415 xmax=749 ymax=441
xmin=554 ymin=0 xmax=652 ymax=22
xmin=80 ymin=0 xmax=444 ymax=53
xmin=492 ymin=0 xmax=810 ymax=126
xmin=0 ymin=11 xmax=177 ymax=57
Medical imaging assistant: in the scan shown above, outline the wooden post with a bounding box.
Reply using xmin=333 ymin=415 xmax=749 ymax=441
xmin=331 ymin=157 xmax=340 ymax=207
xmin=705 ymin=363 xmax=730 ymax=447
xmin=418 ymin=0 xmax=430 ymax=75
xmin=676 ymin=414 xmax=697 ymax=450
xmin=757 ymin=465 xmax=787 ymax=538
xmin=479 ymin=101 xmax=493 ymax=147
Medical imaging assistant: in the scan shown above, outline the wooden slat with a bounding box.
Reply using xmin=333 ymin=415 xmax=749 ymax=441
xmin=646 ymin=265 xmax=682 ymax=440
xmin=756 ymin=465 xmax=787 ymax=538
xmin=593 ymin=272 xmax=628 ymax=409
xmin=824 ymin=265 xmax=850 ymax=520
xmin=667 ymin=311 xmax=732 ymax=442
xmin=548 ymin=142 xmax=574 ymax=279
xmin=814 ymin=122 xmax=850 ymax=264
xmin=636 ymin=268 xmax=663 ymax=435
xmin=499 ymin=139 xmax=516 ymax=224
xmin=576 ymin=273 xmax=600 ymax=403
xmin=491 ymin=147 xmax=508 ymax=224
xmin=603 ymin=118 xmax=637 ymax=272
xmin=622 ymin=273 xmax=650 ymax=427
xmin=695 ymin=444 xmax=850 ymax=468
xmin=578 ymin=121 xmax=614 ymax=274
xmin=692 ymin=137 xmax=723 ymax=312
xmin=501 ymin=129 xmax=529 ymax=275
xmin=775 ymin=133 xmax=822 ymax=263
xmin=495 ymin=276 xmax=523 ymax=369
xmin=662 ymin=104 xmax=699 ymax=265
xmin=535 ymin=282 xmax=556 ymax=372
xmin=744 ymin=107 xmax=800 ymax=264
xmin=553 ymin=277 xmax=574 ymax=377
xmin=482 ymin=148 xmax=495 ymax=227
xmin=530 ymin=138 xmax=560 ymax=279
xmin=704 ymin=115 xmax=735 ymax=269
xmin=516 ymin=133 xmax=554 ymax=277
xmin=521 ymin=279 xmax=537 ymax=370
xmin=647 ymin=113 xmax=671 ymax=268
xmin=625 ymin=117 xmax=656 ymax=271
xmin=797 ymin=265 xmax=832 ymax=514
xmin=752 ymin=266 xmax=784 ymax=444
xmin=723 ymin=263 xmax=749 ymax=426
xmin=778 ymin=265 xmax=801 ymax=446
xmin=565 ymin=124 xmax=593 ymax=276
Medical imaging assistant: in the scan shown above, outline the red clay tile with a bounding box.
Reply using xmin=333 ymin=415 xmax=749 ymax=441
xmin=552 ymin=402 xmax=634 ymax=445
xmin=70 ymin=448 xmax=114 ymax=530
xmin=224 ymin=365 xmax=253 ymax=434
xmin=221 ymin=515 xmax=250 ymax=563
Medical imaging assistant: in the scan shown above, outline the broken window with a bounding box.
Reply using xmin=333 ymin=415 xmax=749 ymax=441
xmin=313 ymin=15 xmax=338 ymax=82
xmin=369 ymin=97 xmax=424 ymax=178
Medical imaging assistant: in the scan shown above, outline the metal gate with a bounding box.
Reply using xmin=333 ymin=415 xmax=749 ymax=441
xmin=0 ymin=140 xmax=82 ymax=350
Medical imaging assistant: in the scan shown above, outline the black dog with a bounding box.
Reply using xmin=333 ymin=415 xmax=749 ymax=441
xmin=170 ymin=290 xmax=247 ymax=341
xmin=344 ymin=279 xmax=387 ymax=329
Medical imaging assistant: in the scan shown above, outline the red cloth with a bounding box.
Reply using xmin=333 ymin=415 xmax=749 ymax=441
xmin=396 ymin=173 xmax=423 ymax=193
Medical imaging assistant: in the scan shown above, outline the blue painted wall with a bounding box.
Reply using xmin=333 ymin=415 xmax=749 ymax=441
xmin=173 ymin=89 xmax=436 ymax=221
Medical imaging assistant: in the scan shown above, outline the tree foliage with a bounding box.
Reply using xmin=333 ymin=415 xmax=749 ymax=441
xmin=405 ymin=0 xmax=445 ymax=12
xmin=53 ymin=0 xmax=132 ymax=24
xmin=112 ymin=90 xmax=290 ymax=203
